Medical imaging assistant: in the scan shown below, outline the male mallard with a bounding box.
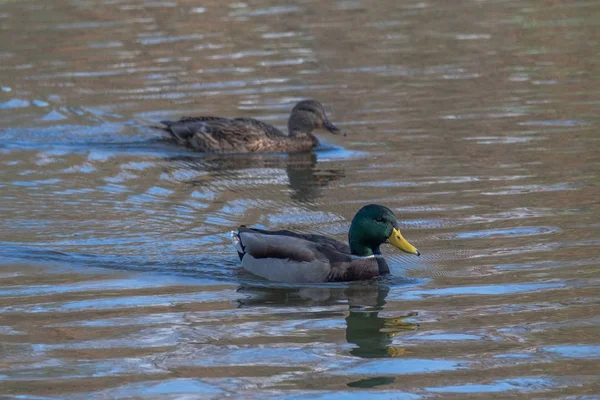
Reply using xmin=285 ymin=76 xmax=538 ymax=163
xmin=159 ymin=100 xmax=345 ymax=153
xmin=231 ymin=204 xmax=420 ymax=283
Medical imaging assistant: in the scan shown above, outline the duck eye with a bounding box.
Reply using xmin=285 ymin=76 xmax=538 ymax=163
xmin=375 ymin=217 xmax=384 ymax=223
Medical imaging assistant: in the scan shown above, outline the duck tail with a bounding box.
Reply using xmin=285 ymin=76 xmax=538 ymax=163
xmin=150 ymin=123 xmax=170 ymax=133
xmin=149 ymin=120 xmax=174 ymax=134
xmin=158 ymin=120 xmax=194 ymax=143
xmin=231 ymin=230 xmax=245 ymax=260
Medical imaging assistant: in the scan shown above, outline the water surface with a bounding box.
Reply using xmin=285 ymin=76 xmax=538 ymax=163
xmin=1 ymin=0 xmax=599 ymax=398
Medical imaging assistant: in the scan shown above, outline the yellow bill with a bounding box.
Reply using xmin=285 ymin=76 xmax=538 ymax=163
xmin=387 ymin=228 xmax=420 ymax=256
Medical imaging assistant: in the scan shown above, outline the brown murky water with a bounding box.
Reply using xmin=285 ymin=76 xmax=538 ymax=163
xmin=1 ymin=0 xmax=599 ymax=398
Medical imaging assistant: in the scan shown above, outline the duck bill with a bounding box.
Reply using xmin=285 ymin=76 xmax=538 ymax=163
xmin=387 ymin=228 xmax=420 ymax=256
xmin=323 ymin=120 xmax=347 ymax=136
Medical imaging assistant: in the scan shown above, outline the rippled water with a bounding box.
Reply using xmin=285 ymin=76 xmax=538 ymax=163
xmin=1 ymin=0 xmax=599 ymax=398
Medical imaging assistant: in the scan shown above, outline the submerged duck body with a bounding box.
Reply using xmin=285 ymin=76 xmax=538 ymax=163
xmin=231 ymin=204 xmax=421 ymax=283
xmin=159 ymin=100 xmax=345 ymax=153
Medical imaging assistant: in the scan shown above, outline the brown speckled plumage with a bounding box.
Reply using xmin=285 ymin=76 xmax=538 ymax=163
xmin=159 ymin=100 xmax=345 ymax=153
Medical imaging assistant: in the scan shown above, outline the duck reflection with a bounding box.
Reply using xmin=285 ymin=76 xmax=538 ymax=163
xmin=236 ymin=282 xmax=418 ymax=358
xmin=165 ymin=151 xmax=344 ymax=202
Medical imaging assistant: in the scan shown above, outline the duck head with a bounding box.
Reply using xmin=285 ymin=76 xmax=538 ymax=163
xmin=288 ymin=100 xmax=346 ymax=137
xmin=348 ymin=204 xmax=420 ymax=257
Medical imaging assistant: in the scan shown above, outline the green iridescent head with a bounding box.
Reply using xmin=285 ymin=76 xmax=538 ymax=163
xmin=348 ymin=204 xmax=420 ymax=257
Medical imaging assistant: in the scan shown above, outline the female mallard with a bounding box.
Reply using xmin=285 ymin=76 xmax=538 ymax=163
xmin=159 ymin=100 xmax=345 ymax=153
xmin=231 ymin=204 xmax=420 ymax=283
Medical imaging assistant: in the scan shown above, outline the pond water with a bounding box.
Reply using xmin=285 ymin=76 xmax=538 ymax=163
xmin=1 ymin=0 xmax=599 ymax=398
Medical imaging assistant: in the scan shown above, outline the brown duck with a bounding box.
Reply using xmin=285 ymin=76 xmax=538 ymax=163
xmin=159 ymin=100 xmax=346 ymax=153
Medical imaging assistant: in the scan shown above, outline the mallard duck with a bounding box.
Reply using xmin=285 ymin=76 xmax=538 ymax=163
xmin=231 ymin=204 xmax=420 ymax=283
xmin=159 ymin=100 xmax=346 ymax=153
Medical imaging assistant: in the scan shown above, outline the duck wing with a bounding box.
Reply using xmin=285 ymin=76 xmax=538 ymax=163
xmin=233 ymin=118 xmax=287 ymax=139
xmin=160 ymin=116 xmax=225 ymax=140
xmin=160 ymin=117 xmax=285 ymax=153
xmin=240 ymin=226 xmax=351 ymax=254
xmin=231 ymin=227 xmax=378 ymax=283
